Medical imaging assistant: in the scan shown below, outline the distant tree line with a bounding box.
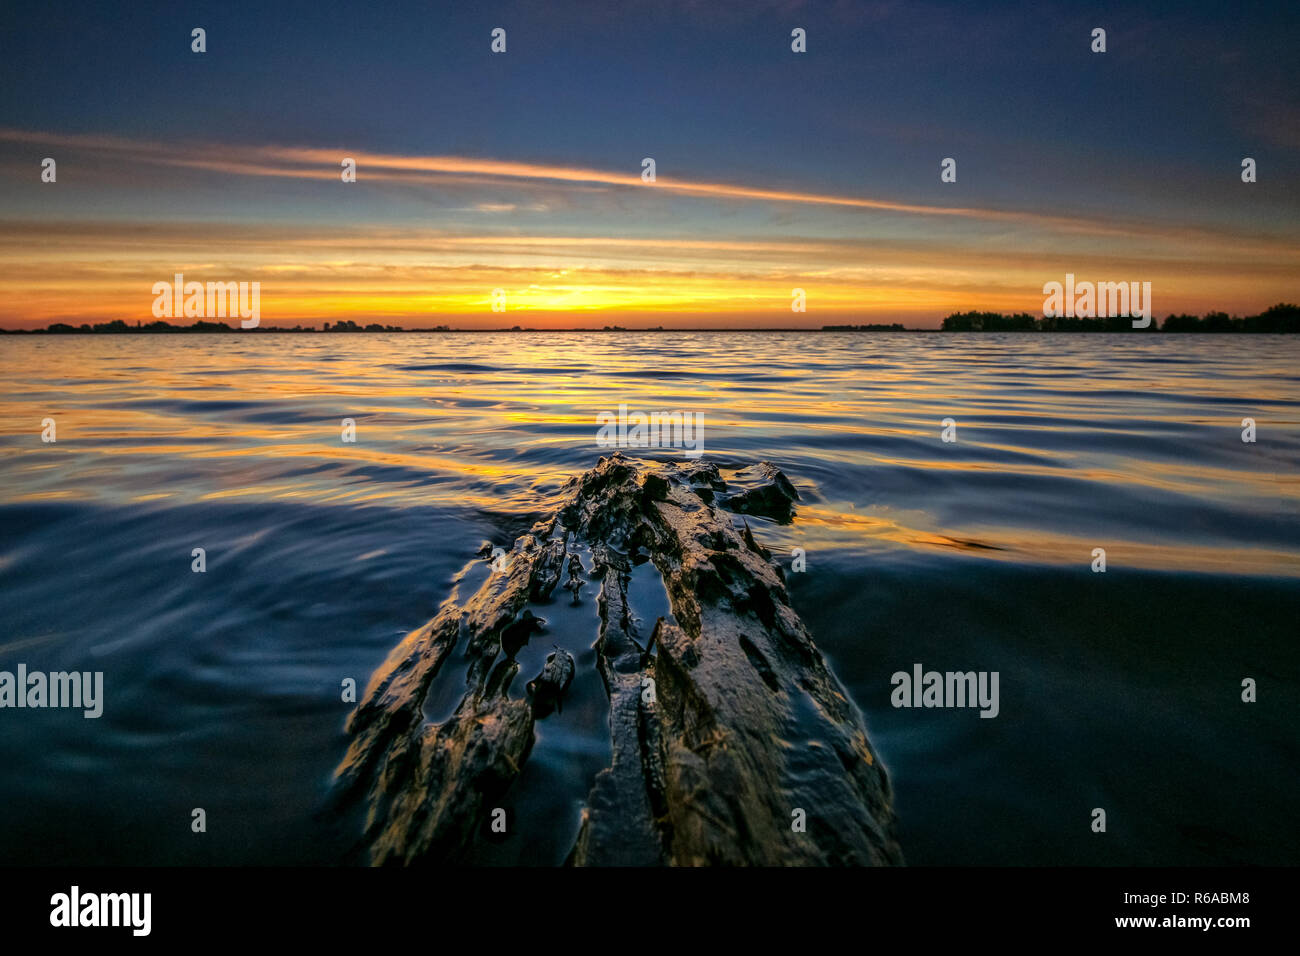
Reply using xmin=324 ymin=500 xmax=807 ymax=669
xmin=5 ymin=307 xmax=1297 ymax=334
xmin=322 ymin=320 xmax=407 ymax=332
xmin=941 ymin=303 xmax=1299 ymax=332
xmin=41 ymin=320 xmax=247 ymax=333
xmin=0 ymin=319 xmax=416 ymax=334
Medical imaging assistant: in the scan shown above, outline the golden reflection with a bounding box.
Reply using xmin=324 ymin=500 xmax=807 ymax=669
xmin=2 ymin=334 xmax=1296 ymax=579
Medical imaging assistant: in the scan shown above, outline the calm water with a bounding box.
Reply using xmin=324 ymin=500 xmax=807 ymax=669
xmin=1 ymin=332 xmax=1297 ymax=866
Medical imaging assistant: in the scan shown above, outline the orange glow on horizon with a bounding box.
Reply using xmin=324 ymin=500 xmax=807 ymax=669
xmin=1 ymin=129 xmax=1296 ymax=328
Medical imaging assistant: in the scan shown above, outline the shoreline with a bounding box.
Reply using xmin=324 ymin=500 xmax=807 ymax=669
xmin=4 ymin=326 xmax=1299 ymax=335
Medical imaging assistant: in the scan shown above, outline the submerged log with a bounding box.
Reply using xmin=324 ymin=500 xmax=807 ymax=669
xmin=335 ymin=454 xmax=902 ymax=866
xmin=332 ymin=523 xmax=559 ymax=864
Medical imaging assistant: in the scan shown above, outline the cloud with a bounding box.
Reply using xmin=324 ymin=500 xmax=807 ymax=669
xmin=0 ymin=126 xmax=1239 ymax=241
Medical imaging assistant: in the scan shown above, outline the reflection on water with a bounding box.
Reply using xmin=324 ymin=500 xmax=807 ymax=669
xmin=0 ymin=332 xmax=1296 ymax=864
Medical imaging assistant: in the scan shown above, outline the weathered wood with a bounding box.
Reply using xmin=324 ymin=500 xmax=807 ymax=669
xmin=565 ymin=455 xmax=901 ymax=866
xmin=333 ymin=521 xmax=560 ymax=864
xmin=336 ymin=454 xmax=902 ymax=866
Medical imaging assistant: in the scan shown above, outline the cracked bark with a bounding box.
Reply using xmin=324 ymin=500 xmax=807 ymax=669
xmin=335 ymin=454 xmax=902 ymax=866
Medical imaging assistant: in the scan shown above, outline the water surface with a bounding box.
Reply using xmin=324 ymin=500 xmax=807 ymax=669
xmin=1 ymin=332 xmax=1296 ymax=865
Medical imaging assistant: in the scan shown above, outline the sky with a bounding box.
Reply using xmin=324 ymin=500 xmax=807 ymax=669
xmin=1 ymin=0 xmax=1297 ymax=329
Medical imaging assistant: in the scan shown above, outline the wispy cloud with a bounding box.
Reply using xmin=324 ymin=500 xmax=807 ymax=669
xmin=3 ymin=126 xmax=1263 ymax=243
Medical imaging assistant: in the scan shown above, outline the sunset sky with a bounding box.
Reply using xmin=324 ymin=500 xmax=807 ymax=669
xmin=2 ymin=0 xmax=1297 ymax=329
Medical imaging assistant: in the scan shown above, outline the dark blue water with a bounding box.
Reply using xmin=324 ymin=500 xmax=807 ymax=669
xmin=0 ymin=332 xmax=1296 ymax=864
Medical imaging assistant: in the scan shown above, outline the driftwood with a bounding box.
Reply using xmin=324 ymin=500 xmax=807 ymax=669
xmin=334 ymin=454 xmax=902 ymax=866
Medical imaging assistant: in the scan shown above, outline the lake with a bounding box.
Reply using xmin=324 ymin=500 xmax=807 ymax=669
xmin=1 ymin=331 xmax=1296 ymax=865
